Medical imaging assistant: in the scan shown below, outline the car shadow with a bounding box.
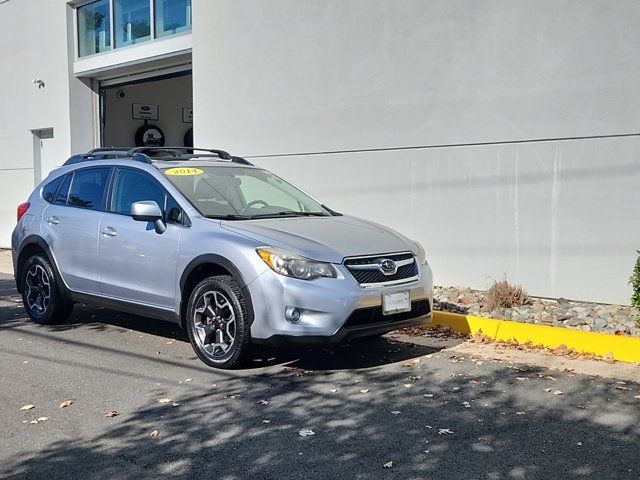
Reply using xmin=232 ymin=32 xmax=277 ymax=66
xmin=1 ymin=277 xmax=449 ymax=371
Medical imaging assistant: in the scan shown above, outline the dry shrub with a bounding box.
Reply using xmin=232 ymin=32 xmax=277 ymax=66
xmin=486 ymin=278 xmax=530 ymax=310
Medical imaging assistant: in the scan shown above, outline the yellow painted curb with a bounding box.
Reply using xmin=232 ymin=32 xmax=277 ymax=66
xmin=431 ymin=311 xmax=640 ymax=364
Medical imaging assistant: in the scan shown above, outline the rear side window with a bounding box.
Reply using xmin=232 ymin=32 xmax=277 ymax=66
xmin=42 ymin=176 xmax=63 ymax=203
xmin=55 ymin=175 xmax=72 ymax=205
xmin=67 ymin=168 xmax=111 ymax=210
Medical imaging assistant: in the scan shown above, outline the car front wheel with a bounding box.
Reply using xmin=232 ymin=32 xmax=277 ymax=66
xmin=185 ymin=275 xmax=251 ymax=369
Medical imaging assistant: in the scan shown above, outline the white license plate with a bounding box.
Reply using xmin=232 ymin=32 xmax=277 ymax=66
xmin=382 ymin=290 xmax=411 ymax=315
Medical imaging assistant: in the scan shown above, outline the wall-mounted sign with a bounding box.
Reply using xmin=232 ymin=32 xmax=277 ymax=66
xmin=182 ymin=106 xmax=193 ymax=123
xmin=132 ymin=103 xmax=159 ymax=120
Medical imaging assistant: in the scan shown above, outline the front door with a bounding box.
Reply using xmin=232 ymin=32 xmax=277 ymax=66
xmin=98 ymin=167 xmax=183 ymax=309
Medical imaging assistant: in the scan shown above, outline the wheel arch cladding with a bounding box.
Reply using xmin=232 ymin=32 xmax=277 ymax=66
xmin=16 ymin=236 xmax=54 ymax=293
xmin=179 ymin=254 xmax=255 ymax=328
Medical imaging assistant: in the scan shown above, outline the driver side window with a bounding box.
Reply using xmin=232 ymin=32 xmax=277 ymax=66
xmin=111 ymin=168 xmax=183 ymax=224
xmin=112 ymin=169 xmax=166 ymax=215
xmin=239 ymin=176 xmax=299 ymax=211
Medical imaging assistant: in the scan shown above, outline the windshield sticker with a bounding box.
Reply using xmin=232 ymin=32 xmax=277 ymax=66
xmin=165 ymin=167 xmax=203 ymax=176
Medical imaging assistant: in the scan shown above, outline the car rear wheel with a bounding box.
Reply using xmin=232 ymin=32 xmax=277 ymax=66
xmin=185 ymin=276 xmax=251 ymax=369
xmin=21 ymin=254 xmax=74 ymax=325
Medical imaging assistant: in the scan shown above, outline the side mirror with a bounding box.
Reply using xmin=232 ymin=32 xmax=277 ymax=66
xmin=131 ymin=200 xmax=166 ymax=234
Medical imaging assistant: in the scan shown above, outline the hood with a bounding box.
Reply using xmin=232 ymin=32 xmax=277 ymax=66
xmin=221 ymin=215 xmax=416 ymax=263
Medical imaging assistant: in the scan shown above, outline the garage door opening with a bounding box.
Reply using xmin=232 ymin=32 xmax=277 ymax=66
xmin=100 ymin=71 xmax=193 ymax=149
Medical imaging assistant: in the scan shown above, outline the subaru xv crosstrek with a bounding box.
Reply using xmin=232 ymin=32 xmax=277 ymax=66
xmin=12 ymin=147 xmax=433 ymax=368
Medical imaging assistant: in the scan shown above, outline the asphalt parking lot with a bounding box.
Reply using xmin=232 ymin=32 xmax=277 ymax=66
xmin=1 ymin=270 xmax=639 ymax=480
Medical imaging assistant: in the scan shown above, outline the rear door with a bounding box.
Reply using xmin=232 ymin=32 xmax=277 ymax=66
xmin=97 ymin=167 xmax=184 ymax=309
xmin=41 ymin=167 xmax=111 ymax=294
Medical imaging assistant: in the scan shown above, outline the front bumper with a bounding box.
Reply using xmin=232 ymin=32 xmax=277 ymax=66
xmin=247 ymin=260 xmax=433 ymax=343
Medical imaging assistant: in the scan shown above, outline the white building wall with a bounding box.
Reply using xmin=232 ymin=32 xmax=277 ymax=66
xmin=193 ymin=0 xmax=640 ymax=304
xmin=0 ymin=0 xmax=95 ymax=247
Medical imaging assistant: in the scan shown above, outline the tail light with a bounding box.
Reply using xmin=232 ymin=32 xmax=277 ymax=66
xmin=17 ymin=202 xmax=30 ymax=222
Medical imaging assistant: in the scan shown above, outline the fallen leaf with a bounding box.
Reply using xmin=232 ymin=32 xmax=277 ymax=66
xmin=634 ymin=395 xmax=640 ymax=400
xmin=29 ymin=420 xmax=39 ymax=425
xmin=383 ymin=461 xmax=393 ymax=468
xmin=390 ymin=411 xmax=401 ymax=415
xmin=298 ymin=428 xmax=315 ymax=437
xmin=515 ymin=377 xmax=528 ymax=381
xmin=105 ymin=411 xmax=119 ymax=418
xmin=359 ymin=389 xmax=369 ymax=394
xmin=515 ymin=411 xmax=526 ymax=415
xmin=553 ymin=390 xmax=564 ymax=396
xmin=172 ymin=402 xmax=180 ymax=407
xmin=58 ymin=400 xmax=73 ymax=409
xmin=403 ymin=384 xmax=413 ymax=388
xmin=158 ymin=398 xmax=172 ymax=404
xmin=257 ymin=399 xmax=270 ymax=406
xmin=423 ymin=450 xmax=430 ymax=454
xmin=150 ymin=430 xmax=159 ymax=438
xmin=402 ymin=359 xmax=420 ymax=367
xmin=329 ymin=389 xmax=338 ymax=393
xmin=20 ymin=404 xmax=35 ymax=411
xmin=37 ymin=417 xmax=48 ymax=422
xmin=262 ymin=419 xmax=271 ymax=424
xmin=185 ymin=378 xmax=193 ymax=382
xmin=577 ymin=442 xmax=583 ymax=446
xmin=543 ymin=388 xmax=553 ymax=392
xmin=438 ymin=428 xmax=454 ymax=435
xmin=423 ymin=394 xmax=434 ymax=398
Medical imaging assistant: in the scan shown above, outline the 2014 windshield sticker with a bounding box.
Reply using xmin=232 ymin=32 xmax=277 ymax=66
xmin=165 ymin=168 xmax=203 ymax=176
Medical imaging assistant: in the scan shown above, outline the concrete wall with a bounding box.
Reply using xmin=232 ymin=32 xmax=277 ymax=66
xmin=103 ymin=74 xmax=193 ymax=147
xmin=0 ymin=0 xmax=95 ymax=247
xmin=193 ymin=0 xmax=640 ymax=304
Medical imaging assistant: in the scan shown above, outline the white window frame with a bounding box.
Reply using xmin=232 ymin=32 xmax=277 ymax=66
xmin=72 ymin=0 xmax=192 ymax=60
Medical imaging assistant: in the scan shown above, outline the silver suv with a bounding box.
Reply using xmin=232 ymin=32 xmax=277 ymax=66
xmin=12 ymin=147 xmax=433 ymax=368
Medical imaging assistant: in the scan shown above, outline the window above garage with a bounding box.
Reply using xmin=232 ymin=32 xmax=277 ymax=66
xmin=76 ymin=0 xmax=192 ymax=58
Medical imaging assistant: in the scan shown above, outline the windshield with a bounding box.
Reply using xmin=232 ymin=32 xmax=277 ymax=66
xmin=162 ymin=166 xmax=333 ymax=219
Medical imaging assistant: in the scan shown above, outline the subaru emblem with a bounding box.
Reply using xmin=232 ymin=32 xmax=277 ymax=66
xmin=378 ymin=259 xmax=397 ymax=275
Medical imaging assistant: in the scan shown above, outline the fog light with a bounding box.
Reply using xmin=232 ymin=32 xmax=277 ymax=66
xmin=285 ymin=306 xmax=302 ymax=323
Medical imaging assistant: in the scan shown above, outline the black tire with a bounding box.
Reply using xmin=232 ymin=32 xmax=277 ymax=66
xmin=185 ymin=276 xmax=251 ymax=369
xmin=21 ymin=254 xmax=74 ymax=325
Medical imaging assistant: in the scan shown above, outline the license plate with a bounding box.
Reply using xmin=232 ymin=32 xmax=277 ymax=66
xmin=382 ymin=290 xmax=411 ymax=315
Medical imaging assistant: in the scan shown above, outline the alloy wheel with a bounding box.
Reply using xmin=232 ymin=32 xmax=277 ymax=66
xmin=25 ymin=264 xmax=51 ymax=316
xmin=193 ymin=290 xmax=237 ymax=359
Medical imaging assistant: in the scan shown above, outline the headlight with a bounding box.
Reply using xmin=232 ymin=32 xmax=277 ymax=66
xmin=412 ymin=240 xmax=427 ymax=265
xmin=256 ymin=247 xmax=338 ymax=280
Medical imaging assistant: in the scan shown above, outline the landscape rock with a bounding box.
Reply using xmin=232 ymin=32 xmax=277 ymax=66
xmin=434 ymin=286 xmax=639 ymax=337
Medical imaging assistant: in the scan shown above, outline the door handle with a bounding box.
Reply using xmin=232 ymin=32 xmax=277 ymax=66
xmin=46 ymin=216 xmax=60 ymax=225
xmin=100 ymin=226 xmax=118 ymax=237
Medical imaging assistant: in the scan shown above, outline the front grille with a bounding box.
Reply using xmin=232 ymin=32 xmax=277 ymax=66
xmin=344 ymin=252 xmax=418 ymax=285
xmin=343 ymin=300 xmax=430 ymax=329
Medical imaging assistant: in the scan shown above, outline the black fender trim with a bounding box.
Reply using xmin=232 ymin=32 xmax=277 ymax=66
xmin=179 ymin=254 xmax=255 ymax=326
xmin=15 ymin=235 xmax=62 ymax=295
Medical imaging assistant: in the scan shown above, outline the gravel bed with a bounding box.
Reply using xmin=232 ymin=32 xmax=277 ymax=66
xmin=434 ymin=286 xmax=640 ymax=337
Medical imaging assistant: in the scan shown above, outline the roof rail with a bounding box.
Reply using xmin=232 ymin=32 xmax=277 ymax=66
xmin=63 ymin=146 xmax=253 ymax=166
xmin=63 ymin=150 xmax=149 ymax=166
xmin=126 ymin=146 xmax=231 ymax=159
xmin=126 ymin=147 xmax=254 ymax=166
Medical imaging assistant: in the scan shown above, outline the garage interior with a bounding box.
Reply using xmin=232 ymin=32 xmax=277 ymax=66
xmin=100 ymin=72 xmax=193 ymax=149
